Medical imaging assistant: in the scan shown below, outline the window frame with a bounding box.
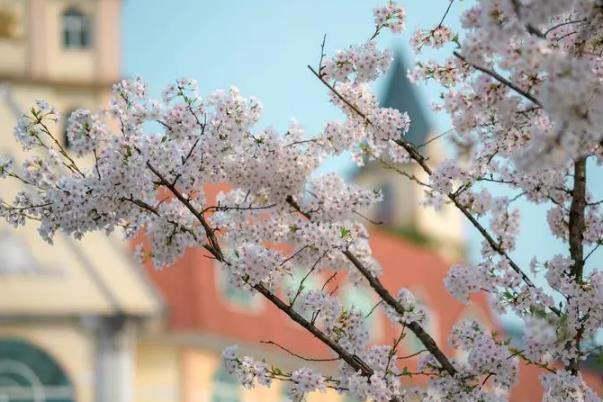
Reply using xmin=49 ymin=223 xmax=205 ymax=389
xmin=61 ymin=7 xmax=92 ymax=49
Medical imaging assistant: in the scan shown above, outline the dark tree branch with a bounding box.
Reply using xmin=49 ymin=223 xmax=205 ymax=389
xmin=452 ymin=52 xmax=542 ymax=108
xmin=567 ymin=157 xmax=587 ymax=374
xmin=308 ymin=65 xmax=560 ymax=317
xmin=569 ymin=157 xmax=587 ymax=281
xmin=343 ymin=250 xmax=457 ymax=376
xmin=146 ymin=162 xmax=407 ymax=400
xmin=285 ymin=195 xmax=458 ymax=376
xmin=254 ymin=284 xmax=379 ymax=381
xmin=438 ymin=0 xmax=455 ymax=28
xmin=147 ymin=161 xmax=224 ymax=260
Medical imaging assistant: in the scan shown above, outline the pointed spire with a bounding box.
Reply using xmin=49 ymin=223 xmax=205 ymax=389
xmin=381 ymin=51 xmax=432 ymax=145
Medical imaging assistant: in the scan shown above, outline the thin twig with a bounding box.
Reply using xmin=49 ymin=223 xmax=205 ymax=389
xmin=438 ymin=0 xmax=455 ymax=28
xmin=260 ymin=340 xmax=341 ymax=362
xmin=398 ymin=349 xmax=428 ymax=360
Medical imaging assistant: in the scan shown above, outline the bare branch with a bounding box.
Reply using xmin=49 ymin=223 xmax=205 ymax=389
xmin=260 ymin=340 xmax=341 ymax=362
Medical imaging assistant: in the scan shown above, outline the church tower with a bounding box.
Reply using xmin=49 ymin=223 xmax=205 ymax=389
xmin=354 ymin=53 xmax=464 ymax=260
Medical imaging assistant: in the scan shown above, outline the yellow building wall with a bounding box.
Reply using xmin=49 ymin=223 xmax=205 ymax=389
xmin=135 ymin=340 xmax=181 ymax=402
xmin=0 ymin=0 xmax=120 ymax=83
xmin=44 ymin=0 xmax=96 ymax=83
xmin=180 ymin=348 xmax=343 ymax=402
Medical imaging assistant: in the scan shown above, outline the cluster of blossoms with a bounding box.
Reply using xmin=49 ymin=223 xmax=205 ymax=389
xmin=408 ymin=58 xmax=465 ymax=88
xmin=323 ymin=42 xmax=392 ymax=84
xmin=411 ymin=0 xmax=602 ymax=392
xmin=444 ymin=263 xmax=488 ymax=304
xmin=288 ymin=367 xmax=328 ymax=401
xmin=411 ymin=25 xmax=456 ymax=52
xmin=0 ymin=155 xmax=14 ymax=178
xmin=541 ymin=370 xmax=601 ymax=402
xmin=384 ymin=288 xmax=427 ymax=325
xmin=65 ymin=110 xmax=107 ymax=157
xmin=449 ymin=320 xmax=519 ymax=390
xmin=322 ymin=81 xmax=411 ymax=163
xmin=373 ymin=2 xmax=406 ymax=33
xmin=222 ymin=346 xmax=272 ymax=389
xmin=1 ymin=1 xmax=602 ymax=401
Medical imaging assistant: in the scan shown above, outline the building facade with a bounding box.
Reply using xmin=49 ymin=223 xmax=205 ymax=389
xmin=0 ymin=1 xmax=161 ymax=402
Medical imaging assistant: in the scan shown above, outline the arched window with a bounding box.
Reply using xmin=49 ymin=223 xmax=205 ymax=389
xmin=61 ymin=8 xmax=91 ymax=49
xmin=212 ymin=367 xmax=241 ymax=402
xmin=0 ymin=338 xmax=74 ymax=402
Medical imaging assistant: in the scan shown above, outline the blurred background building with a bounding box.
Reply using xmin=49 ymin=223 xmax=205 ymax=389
xmin=0 ymin=1 xmax=161 ymax=402
xmin=0 ymin=1 xmax=600 ymax=402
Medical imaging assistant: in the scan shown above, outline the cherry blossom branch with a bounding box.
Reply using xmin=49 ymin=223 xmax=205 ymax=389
xmin=361 ymin=145 xmax=431 ymax=189
xmin=452 ymin=52 xmax=542 ymax=108
xmin=147 ymin=161 xmax=224 ymax=260
xmin=384 ymin=329 xmax=406 ymax=379
xmin=124 ymin=197 xmax=160 ymax=216
xmin=366 ymin=300 xmax=384 ymax=319
xmin=253 ymin=284 xmax=381 ymax=381
xmin=290 ymin=251 xmax=328 ymax=307
xmin=567 ymin=157 xmax=587 ymax=373
xmin=543 ymin=18 xmax=588 ymax=37
xmin=145 ymin=162 xmax=406 ymax=399
xmin=200 ymin=203 xmax=276 ymax=214
xmin=394 ymin=137 xmax=565 ymax=318
xmin=508 ymin=348 xmax=557 ymax=374
xmin=415 ymin=129 xmax=453 ymax=149
xmin=285 ymin=195 xmax=458 ymax=376
xmin=343 ymin=249 xmax=457 ymax=376
xmin=397 ymin=349 xmax=428 ymax=360
xmin=308 ymin=65 xmax=545 ymax=307
xmin=38 ymin=121 xmax=85 ymax=177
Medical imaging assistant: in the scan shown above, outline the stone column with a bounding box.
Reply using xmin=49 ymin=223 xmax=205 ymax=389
xmin=92 ymin=315 xmax=135 ymax=402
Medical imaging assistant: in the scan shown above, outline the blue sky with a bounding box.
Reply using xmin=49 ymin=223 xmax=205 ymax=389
xmin=122 ymin=1 xmax=602 ymax=327
xmin=122 ymin=1 xmax=458 ymax=134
